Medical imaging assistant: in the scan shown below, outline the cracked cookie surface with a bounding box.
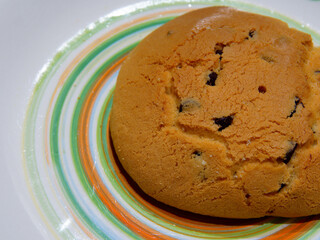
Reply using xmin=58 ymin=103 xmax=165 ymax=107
xmin=110 ymin=6 xmax=320 ymax=218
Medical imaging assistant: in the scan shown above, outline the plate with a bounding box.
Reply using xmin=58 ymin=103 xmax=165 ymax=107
xmin=4 ymin=0 xmax=320 ymax=239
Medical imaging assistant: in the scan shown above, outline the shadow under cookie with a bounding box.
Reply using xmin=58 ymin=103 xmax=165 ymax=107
xmin=108 ymin=128 xmax=320 ymax=228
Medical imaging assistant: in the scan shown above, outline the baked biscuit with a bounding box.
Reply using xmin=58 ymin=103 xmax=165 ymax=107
xmin=110 ymin=6 xmax=320 ymax=218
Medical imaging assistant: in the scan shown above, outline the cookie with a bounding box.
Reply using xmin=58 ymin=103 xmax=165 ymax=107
xmin=110 ymin=6 xmax=320 ymax=218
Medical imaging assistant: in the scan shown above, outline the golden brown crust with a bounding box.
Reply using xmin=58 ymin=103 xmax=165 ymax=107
xmin=110 ymin=6 xmax=320 ymax=218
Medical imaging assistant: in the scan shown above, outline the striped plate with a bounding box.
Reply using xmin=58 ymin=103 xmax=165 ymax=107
xmin=22 ymin=0 xmax=320 ymax=239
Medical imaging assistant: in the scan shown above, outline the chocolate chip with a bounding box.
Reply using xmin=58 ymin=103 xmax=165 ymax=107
xmin=258 ymin=86 xmax=266 ymax=93
xmin=206 ymin=72 xmax=218 ymax=86
xmin=214 ymin=43 xmax=225 ymax=53
xmin=214 ymin=43 xmax=225 ymax=60
xmin=214 ymin=115 xmax=234 ymax=131
xmin=249 ymin=29 xmax=256 ymax=38
xmin=179 ymin=99 xmax=200 ymax=112
xmin=278 ymin=183 xmax=287 ymax=192
xmin=294 ymin=96 xmax=300 ymax=104
xmin=192 ymin=151 xmax=202 ymax=157
xmin=287 ymin=96 xmax=302 ymax=118
xmin=282 ymin=143 xmax=298 ymax=164
xmin=245 ymin=193 xmax=251 ymax=198
xmin=215 ymin=49 xmax=223 ymax=55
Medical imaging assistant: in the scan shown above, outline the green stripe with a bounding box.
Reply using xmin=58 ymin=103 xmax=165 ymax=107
xmin=23 ymin=84 xmax=73 ymax=239
xmin=50 ymin=44 xmax=139 ymax=239
xmin=50 ymin=18 xmax=174 ymax=239
xmin=70 ymin=44 xmax=139 ymax=238
xmin=297 ymin=216 xmax=320 ymax=239
xmin=24 ymin=0 xmax=320 ymax=239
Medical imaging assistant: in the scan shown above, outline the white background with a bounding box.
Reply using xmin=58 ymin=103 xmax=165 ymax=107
xmin=1 ymin=0 xmax=319 ymax=239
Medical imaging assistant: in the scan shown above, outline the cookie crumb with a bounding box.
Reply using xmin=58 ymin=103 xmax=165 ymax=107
xmin=261 ymin=55 xmax=275 ymax=63
xmin=167 ymin=30 xmax=174 ymax=36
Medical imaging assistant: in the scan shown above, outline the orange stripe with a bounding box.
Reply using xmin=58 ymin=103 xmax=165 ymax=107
xmin=77 ymin=57 xmax=170 ymax=239
xmin=77 ymin=34 xmax=314 ymax=240
xmin=82 ymin=52 xmax=317 ymax=240
xmin=42 ymin=5 xmax=318 ymax=239
xmin=43 ymin=8 xmax=190 ymax=238
xmin=103 ymin=81 xmax=318 ymax=238
xmin=263 ymin=217 xmax=318 ymax=240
